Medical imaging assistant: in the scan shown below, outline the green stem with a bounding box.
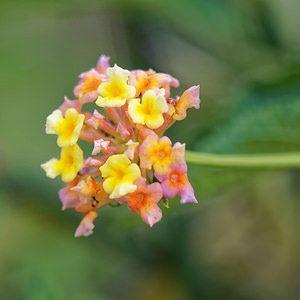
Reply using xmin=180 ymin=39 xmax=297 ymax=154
xmin=185 ymin=151 xmax=300 ymax=168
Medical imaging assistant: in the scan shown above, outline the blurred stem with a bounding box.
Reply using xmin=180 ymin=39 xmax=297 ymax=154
xmin=185 ymin=151 xmax=300 ymax=168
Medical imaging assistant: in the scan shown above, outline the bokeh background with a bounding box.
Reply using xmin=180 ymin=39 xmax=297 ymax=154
xmin=1 ymin=0 xmax=300 ymax=299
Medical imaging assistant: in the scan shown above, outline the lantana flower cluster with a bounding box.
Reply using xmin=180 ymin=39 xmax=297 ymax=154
xmin=41 ymin=55 xmax=200 ymax=237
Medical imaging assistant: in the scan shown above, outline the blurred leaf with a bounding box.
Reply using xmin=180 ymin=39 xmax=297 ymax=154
xmin=196 ymin=88 xmax=300 ymax=153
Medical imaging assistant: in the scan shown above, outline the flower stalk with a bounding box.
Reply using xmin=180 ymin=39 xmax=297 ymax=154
xmin=185 ymin=151 xmax=300 ymax=168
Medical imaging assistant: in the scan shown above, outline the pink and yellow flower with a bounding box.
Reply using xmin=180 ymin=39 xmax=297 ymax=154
xmin=96 ymin=65 xmax=136 ymax=107
xmin=156 ymin=163 xmax=197 ymax=204
xmin=46 ymin=108 xmax=85 ymax=148
xmin=118 ymin=177 xmax=163 ymax=227
xmin=74 ymin=69 xmax=105 ymax=104
xmin=100 ymin=154 xmax=141 ymax=199
xmin=128 ymin=89 xmax=168 ymax=129
xmin=128 ymin=70 xmax=149 ymax=97
xmin=128 ymin=69 xmax=179 ymax=98
xmin=147 ymin=73 xmax=179 ymax=98
xmin=140 ymin=134 xmax=185 ymax=176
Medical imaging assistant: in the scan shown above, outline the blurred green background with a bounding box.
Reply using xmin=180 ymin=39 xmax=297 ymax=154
xmin=1 ymin=0 xmax=300 ymax=299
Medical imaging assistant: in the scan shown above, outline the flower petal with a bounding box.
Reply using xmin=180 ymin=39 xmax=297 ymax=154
xmin=41 ymin=158 xmax=60 ymax=179
xmin=58 ymin=178 xmax=80 ymax=210
xmin=96 ymin=55 xmax=110 ymax=74
xmin=58 ymin=96 xmax=82 ymax=115
xmin=174 ymin=85 xmax=200 ymax=120
xmin=74 ymin=211 xmax=98 ymax=237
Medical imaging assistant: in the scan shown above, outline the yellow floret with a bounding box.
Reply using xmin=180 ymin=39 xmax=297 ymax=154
xmin=96 ymin=64 xmax=136 ymax=107
xmin=128 ymin=89 xmax=168 ymax=129
xmin=100 ymin=154 xmax=141 ymax=199
xmin=46 ymin=108 xmax=84 ymax=148
xmin=41 ymin=144 xmax=84 ymax=183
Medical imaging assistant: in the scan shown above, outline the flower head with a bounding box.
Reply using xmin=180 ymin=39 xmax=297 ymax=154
xmin=42 ymin=54 xmax=200 ymax=237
